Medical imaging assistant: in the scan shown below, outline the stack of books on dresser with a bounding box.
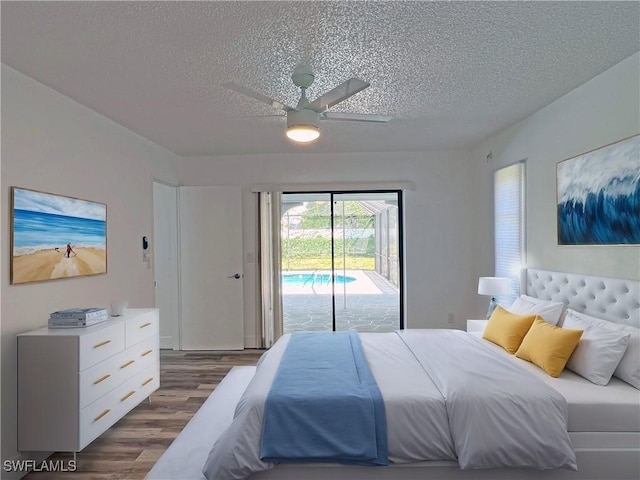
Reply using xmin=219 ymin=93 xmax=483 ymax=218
xmin=48 ymin=307 xmax=109 ymax=328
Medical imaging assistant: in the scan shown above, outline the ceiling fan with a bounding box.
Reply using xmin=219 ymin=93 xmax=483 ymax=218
xmin=223 ymin=65 xmax=392 ymax=143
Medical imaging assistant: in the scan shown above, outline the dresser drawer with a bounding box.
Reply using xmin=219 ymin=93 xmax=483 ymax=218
xmin=79 ymin=391 xmax=121 ymax=450
xmin=79 ymin=323 xmax=125 ymax=369
xmin=125 ymin=311 xmax=159 ymax=347
xmin=79 ymin=336 xmax=158 ymax=408
xmin=132 ymin=336 xmax=159 ymax=373
xmin=79 ymin=364 xmax=159 ymax=449
xmin=136 ymin=364 xmax=160 ymax=400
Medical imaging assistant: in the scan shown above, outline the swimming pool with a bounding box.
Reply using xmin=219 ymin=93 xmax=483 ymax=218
xmin=282 ymin=272 xmax=357 ymax=286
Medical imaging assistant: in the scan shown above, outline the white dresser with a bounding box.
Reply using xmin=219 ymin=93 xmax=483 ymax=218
xmin=18 ymin=308 xmax=160 ymax=452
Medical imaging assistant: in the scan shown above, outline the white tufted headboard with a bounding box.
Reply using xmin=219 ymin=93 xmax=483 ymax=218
xmin=522 ymin=268 xmax=640 ymax=328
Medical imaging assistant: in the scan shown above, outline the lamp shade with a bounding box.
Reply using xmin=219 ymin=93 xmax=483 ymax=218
xmin=477 ymin=277 xmax=510 ymax=296
xmin=286 ymin=109 xmax=320 ymax=143
xmin=286 ymin=125 xmax=319 ymax=143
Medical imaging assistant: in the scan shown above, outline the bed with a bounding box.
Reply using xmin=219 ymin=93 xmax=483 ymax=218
xmin=147 ymin=269 xmax=640 ymax=480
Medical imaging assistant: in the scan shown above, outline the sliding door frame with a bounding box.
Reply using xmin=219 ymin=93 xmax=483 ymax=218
xmin=283 ymin=189 xmax=405 ymax=331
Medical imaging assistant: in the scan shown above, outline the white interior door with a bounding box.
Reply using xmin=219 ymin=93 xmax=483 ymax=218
xmin=153 ymin=182 xmax=180 ymax=349
xmin=179 ymin=186 xmax=244 ymax=350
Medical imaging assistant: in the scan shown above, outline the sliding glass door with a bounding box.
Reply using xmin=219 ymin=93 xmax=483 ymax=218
xmin=281 ymin=191 xmax=402 ymax=333
xmin=281 ymin=193 xmax=334 ymax=332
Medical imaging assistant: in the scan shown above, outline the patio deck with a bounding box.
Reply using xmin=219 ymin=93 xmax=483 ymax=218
xmin=283 ymin=270 xmax=400 ymax=333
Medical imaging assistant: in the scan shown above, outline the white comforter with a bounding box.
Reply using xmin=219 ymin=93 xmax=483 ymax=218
xmin=398 ymin=330 xmax=577 ymax=469
xmin=203 ymin=330 xmax=577 ymax=480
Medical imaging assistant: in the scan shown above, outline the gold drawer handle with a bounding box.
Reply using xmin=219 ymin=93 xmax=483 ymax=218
xmin=93 ymin=340 xmax=112 ymax=349
xmin=94 ymin=409 xmax=111 ymax=422
xmin=139 ymin=322 xmax=152 ymax=329
xmin=93 ymin=374 xmax=111 ymax=385
xmin=141 ymin=349 xmax=153 ymax=357
xmin=121 ymin=390 xmax=136 ymax=402
xmin=120 ymin=360 xmax=135 ymax=369
xmin=142 ymin=377 xmax=154 ymax=387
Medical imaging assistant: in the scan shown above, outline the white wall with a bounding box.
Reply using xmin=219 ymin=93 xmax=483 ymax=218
xmin=471 ymin=51 xmax=640 ymax=282
xmin=1 ymin=65 xmax=180 ymax=477
xmin=178 ymin=150 xmax=478 ymax=347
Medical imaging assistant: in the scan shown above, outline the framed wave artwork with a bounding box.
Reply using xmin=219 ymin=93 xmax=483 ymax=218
xmin=556 ymin=134 xmax=640 ymax=246
xmin=10 ymin=187 xmax=107 ymax=284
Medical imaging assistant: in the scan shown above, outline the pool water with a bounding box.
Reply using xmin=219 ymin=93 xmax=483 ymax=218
xmin=282 ymin=273 xmax=357 ymax=286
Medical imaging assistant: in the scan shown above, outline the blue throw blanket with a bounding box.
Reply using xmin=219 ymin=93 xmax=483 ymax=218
xmin=260 ymin=331 xmax=388 ymax=466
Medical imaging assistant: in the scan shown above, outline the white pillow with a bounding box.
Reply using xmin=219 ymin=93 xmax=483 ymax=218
xmin=563 ymin=313 xmax=631 ymax=385
xmin=509 ymin=295 xmax=565 ymax=325
xmin=564 ymin=309 xmax=640 ymax=389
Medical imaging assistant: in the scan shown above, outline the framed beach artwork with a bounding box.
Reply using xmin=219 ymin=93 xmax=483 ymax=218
xmin=10 ymin=187 xmax=107 ymax=284
xmin=557 ymin=134 xmax=640 ymax=246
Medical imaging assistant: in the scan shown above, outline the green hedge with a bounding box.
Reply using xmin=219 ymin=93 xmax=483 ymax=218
xmin=282 ymin=236 xmax=375 ymax=270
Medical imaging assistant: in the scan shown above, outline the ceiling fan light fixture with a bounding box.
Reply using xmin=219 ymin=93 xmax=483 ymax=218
xmin=286 ymin=109 xmax=320 ymax=143
xmin=224 ymin=67 xmax=390 ymax=144
xmin=286 ymin=125 xmax=320 ymax=143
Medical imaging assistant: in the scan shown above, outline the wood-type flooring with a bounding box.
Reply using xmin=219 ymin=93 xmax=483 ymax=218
xmin=22 ymin=349 xmax=263 ymax=480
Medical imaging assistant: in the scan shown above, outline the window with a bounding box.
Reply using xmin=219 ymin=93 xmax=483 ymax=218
xmin=494 ymin=161 xmax=525 ymax=305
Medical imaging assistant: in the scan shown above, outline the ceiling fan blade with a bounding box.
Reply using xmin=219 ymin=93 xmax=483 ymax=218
xmin=222 ymin=81 xmax=292 ymax=111
xmin=322 ymin=112 xmax=392 ymax=123
xmin=231 ymin=114 xmax=286 ymax=120
xmin=308 ymin=78 xmax=370 ymax=112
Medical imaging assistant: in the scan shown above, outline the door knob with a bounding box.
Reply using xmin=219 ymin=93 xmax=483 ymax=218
xmin=228 ymin=273 xmax=241 ymax=279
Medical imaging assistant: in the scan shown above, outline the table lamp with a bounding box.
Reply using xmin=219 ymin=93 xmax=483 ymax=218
xmin=478 ymin=277 xmax=510 ymax=319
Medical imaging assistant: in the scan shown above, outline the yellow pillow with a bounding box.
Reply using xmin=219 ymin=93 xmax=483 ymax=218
xmin=482 ymin=306 xmax=536 ymax=354
xmin=515 ymin=318 xmax=583 ymax=377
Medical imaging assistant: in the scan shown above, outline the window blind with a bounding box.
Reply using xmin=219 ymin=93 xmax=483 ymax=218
xmin=494 ymin=161 xmax=525 ymax=306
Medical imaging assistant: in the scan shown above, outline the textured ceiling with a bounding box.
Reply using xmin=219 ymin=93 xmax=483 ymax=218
xmin=2 ymin=1 xmax=639 ymax=157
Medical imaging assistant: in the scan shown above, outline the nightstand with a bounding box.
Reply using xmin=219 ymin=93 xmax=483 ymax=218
xmin=466 ymin=319 xmax=489 ymax=334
